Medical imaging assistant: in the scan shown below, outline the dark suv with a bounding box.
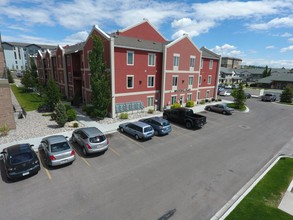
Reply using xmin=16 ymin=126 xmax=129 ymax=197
xmin=261 ymin=93 xmax=277 ymax=102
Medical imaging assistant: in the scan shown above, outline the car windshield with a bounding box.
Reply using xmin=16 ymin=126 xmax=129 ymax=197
xmin=162 ymin=121 xmax=170 ymax=126
xmin=89 ymin=135 xmax=106 ymax=143
xmin=9 ymin=152 xmax=33 ymax=165
xmin=144 ymin=127 xmax=153 ymax=132
xmin=51 ymin=142 xmax=70 ymax=152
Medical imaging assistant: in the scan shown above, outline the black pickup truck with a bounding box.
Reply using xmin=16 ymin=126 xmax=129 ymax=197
xmin=163 ymin=107 xmax=206 ymax=129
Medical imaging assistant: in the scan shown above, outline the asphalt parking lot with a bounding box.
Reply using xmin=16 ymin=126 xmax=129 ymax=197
xmin=1 ymin=98 xmax=293 ymax=220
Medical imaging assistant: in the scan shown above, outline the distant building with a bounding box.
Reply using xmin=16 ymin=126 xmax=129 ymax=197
xmin=2 ymin=42 xmax=56 ymax=71
xmin=221 ymin=57 xmax=242 ymax=69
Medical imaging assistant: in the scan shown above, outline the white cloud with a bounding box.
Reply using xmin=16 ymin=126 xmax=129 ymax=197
xmin=249 ymin=16 xmax=293 ymax=30
xmin=280 ymin=45 xmax=293 ymax=53
xmin=242 ymin=58 xmax=293 ymax=69
xmin=288 ymin=38 xmax=293 ymax=42
xmin=210 ymin=44 xmax=241 ymax=57
xmin=63 ymin=31 xmax=89 ymax=45
xmin=266 ymin=45 xmax=275 ymax=49
xmin=281 ymin=32 xmax=292 ymax=37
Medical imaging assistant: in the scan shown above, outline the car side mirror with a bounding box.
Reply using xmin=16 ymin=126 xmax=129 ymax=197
xmin=30 ymin=144 xmax=34 ymax=147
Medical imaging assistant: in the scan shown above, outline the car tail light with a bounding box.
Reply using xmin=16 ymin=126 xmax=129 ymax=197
xmin=49 ymin=155 xmax=56 ymax=161
xmin=70 ymin=150 xmax=75 ymax=156
xmin=86 ymin=144 xmax=92 ymax=149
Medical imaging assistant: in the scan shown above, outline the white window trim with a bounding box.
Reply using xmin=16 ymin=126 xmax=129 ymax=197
xmin=148 ymin=53 xmax=156 ymax=67
xmin=127 ymin=51 xmax=134 ymax=66
xmin=147 ymin=96 xmax=155 ymax=107
xmin=190 ymin=55 xmax=195 ymax=71
xmin=206 ymin=90 xmax=210 ymax=98
xmin=187 ymin=93 xmax=192 ymax=101
xmin=208 ymin=75 xmax=212 ymax=85
xmin=171 ymin=95 xmax=177 ymax=104
xmin=197 ymin=91 xmax=201 ymax=100
xmin=188 ymin=75 xmax=194 ymax=88
xmin=200 ymin=58 xmax=203 ymax=69
xmin=147 ymin=75 xmax=155 ymax=88
xmin=209 ymin=60 xmax=213 ymax=69
xmin=199 ymin=75 xmax=202 ymax=85
xmin=172 ymin=75 xmax=178 ymax=90
xmin=173 ymin=53 xmax=180 ymax=70
xmin=127 ymin=75 xmax=134 ymax=89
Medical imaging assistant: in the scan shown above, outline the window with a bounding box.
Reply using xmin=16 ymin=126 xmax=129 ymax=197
xmin=172 ymin=76 xmax=178 ymax=86
xmin=66 ymin=56 xmax=71 ymax=66
xmin=127 ymin=75 xmax=134 ymax=89
xmin=147 ymin=97 xmax=154 ymax=107
xmin=58 ymin=55 xmax=61 ymax=68
xmin=208 ymin=75 xmax=212 ymax=84
xmin=200 ymin=59 xmax=203 ymax=69
xmin=187 ymin=94 xmax=192 ymax=101
xmin=190 ymin=56 xmax=195 ymax=68
xmin=147 ymin=76 xmax=155 ymax=88
xmin=209 ymin=60 xmax=213 ymax=69
xmin=171 ymin=95 xmax=177 ymax=104
xmin=188 ymin=76 xmax=193 ymax=86
xmin=148 ymin=53 xmax=155 ymax=66
xmin=206 ymin=90 xmax=210 ymax=98
xmin=199 ymin=75 xmax=202 ymax=85
xmin=173 ymin=54 xmax=180 ymax=69
xmin=14 ymin=51 xmax=17 ymax=59
xmin=197 ymin=91 xmax=200 ymax=100
xmin=127 ymin=51 xmax=134 ymax=65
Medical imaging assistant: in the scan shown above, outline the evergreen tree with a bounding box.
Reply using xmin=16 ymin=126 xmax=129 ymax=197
xmin=21 ymin=69 xmax=35 ymax=91
xmin=29 ymin=57 xmax=38 ymax=81
xmin=280 ymin=86 xmax=293 ymax=103
xmin=45 ymin=78 xmax=61 ymax=111
xmin=262 ymin=65 xmax=271 ymax=78
xmin=231 ymin=83 xmax=246 ymax=109
xmin=55 ymin=102 xmax=68 ymax=127
xmin=89 ymin=35 xmax=111 ymax=118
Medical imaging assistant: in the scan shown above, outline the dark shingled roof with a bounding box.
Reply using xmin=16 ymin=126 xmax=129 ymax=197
xmin=111 ymin=34 xmax=165 ymax=52
xmin=3 ymin=42 xmax=57 ymax=50
xmin=200 ymin=47 xmax=221 ymax=59
xmin=257 ymin=74 xmax=293 ymax=84
xmin=64 ymin=42 xmax=85 ymax=54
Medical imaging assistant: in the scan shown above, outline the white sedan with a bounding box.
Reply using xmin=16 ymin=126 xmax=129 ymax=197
xmin=219 ymin=90 xmax=231 ymax=96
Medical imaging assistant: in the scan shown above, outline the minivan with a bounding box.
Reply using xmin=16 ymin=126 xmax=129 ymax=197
xmin=119 ymin=121 xmax=154 ymax=140
xmin=139 ymin=117 xmax=172 ymax=136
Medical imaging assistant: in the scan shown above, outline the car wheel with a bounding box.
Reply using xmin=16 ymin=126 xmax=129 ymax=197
xmin=120 ymin=127 xmax=124 ymax=133
xmin=207 ymin=107 xmax=211 ymax=111
xmin=185 ymin=121 xmax=192 ymax=129
xmin=154 ymin=130 xmax=158 ymax=136
xmin=222 ymin=111 xmax=227 ymax=115
xmin=135 ymin=134 xmax=139 ymax=140
xmin=82 ymin=147 xmax=88 ymax=156
xmin=71 ymin=135 xmax=76 ymax=143
xmin=163 ymin=114 xmax=168 ymax=120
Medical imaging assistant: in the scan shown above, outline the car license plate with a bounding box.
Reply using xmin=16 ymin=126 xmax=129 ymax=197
xmin=60 ymin=159 xmax=67 ymax=164
xmin=22 ymin=172 xmax=29 ymax=176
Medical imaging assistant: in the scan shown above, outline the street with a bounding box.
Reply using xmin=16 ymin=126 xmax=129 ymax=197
xmin=0 ymin=98 xmax=293 ymax=220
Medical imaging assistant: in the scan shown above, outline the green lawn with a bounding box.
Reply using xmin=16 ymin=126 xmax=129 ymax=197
xmin=227 ymin=103 xmax=246 ymax=111
xmin=226 ymin=157 xmax=293 ymax=220
xmin=10 ymin=84 xmax=45 ymax=111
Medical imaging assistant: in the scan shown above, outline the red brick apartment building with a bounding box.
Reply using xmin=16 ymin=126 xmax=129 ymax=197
xmin=36 ymin=20 xmax=220 ymax=118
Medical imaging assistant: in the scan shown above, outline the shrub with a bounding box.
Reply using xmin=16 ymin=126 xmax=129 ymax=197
xmin=82 ymin=105 xmax=87 ymax=112
xmin=0 ymin=124 xmax=10 ymax=136
xmin=42 ymin=113 xmax=52 ymax=117
xmin=217 ymin=98 xmax=222 ymax=102
xmin=73 ymin=122 xmax=79 ymax=128
xmin=67 ymin=109 xmax=77 ymax=122
xmin=64 ymin=104 xmax=72 ymax=111
xmin=280 ymin=86 xmax=293 ymax=103
xmin=199 ymin=100 xmax=205 ymax=105
xmin=119 ymin=112 xmax=128 ymax=119
xmin=55 ymin=102 xmax=68 ymax=127
xmin=171 ymin=102 xmax=181 ymax=109
xmin=211 ymin=98 xmax=215 ymax=102
xmin=205 ymin=99 xmax=210 ymax=103
xmin=7 ymin=69 xmax=14 ymax=83
xmin=85 ymin=106 xmax=94 ymax=116
xmin=147 ymin=109 xmax=154 ymax=114
xmin=185 ymin=100 xmax=194 ymax=107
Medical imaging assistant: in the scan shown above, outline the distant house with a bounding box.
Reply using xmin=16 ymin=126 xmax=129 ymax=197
xmin=257 ymin=74 xmax=293 ymax=89
xmin=219 ymin=67 xmax=242 ymax=84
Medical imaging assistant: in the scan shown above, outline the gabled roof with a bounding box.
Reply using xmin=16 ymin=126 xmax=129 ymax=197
xmin=2 ymin=42 xmax=56 ymax=50
xmin=111 ymin=34 xmax=164 ymax=52
xmin=200 ymin=47 xmax=221 ymax=59
xmin=257 ymin=74 xmax=293 ymax=84
xmin=165 ymin=34 xmax=199 ymax=52
xmin=64 ymin=42 xmax=85 ymax=54
xmin=118 ymin=19 xmax=167 ymax=43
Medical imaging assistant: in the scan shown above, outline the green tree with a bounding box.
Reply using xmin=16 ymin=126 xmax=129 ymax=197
xmin=29 ymin=57 xmax=38 ymax=81
xmin=231 ymin=83 xmax=246 ymax=109
xmin=44 ymin=79 xmax=61 ymax=111
xmin=280 ymin=86 xmax=293 ymax=103
xmin=262 ymin=65 xmax=271 ymax=78
xmin=55 ymin=102 xmax=68 ymax=127
xmin=21 ymin=69 xmax=35 ymax=91
xmin=7 ymin=69 xmax=14 ymax=83
xmin=89 ymin=35 xmax=111 ymax=118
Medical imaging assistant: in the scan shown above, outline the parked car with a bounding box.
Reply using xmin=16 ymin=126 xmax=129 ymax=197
xmin=163 ymin=107 xmax=206 ymax=129
xmin=261 ymin=93 xmax=277 ymax=102
xmin=232 ymin=84 xmax=239 ymax=89
xmin=217 ymin=87 xmax=225 ymax=95
xmin=119 ymin=121 xmax=154 ymax=140
xmin=139 ymin=117 xmax=172 ymax=136
xmin=224 ymin=85 xmax=232 ymax=89
xmin=16 ymin=72 xmax=23 ymax=77
xmin=0 ymin=144 xmax=40 ymax=180
xmin=219 ymin=90 xmax=231 ymax=96
xmin=205 ymin=103 xmax=234 ymax=115
xmin=245 ymin=93 xmax=252 ymax=99
xmin=71 ymin=127 xmax=109 ymax=156
xmin=40 ymin=135 xmax=75 ymax=166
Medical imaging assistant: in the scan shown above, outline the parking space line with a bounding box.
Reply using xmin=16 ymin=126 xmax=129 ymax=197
xmin=44 ymin=168 xmax=52 ymax=180
xmin=109 ymin=147 xmax=120 ymax=156
xmin=118 ymin=133 xmax=145 ymax=149
xmin=76 ymin=154 xmax=91 ymax=167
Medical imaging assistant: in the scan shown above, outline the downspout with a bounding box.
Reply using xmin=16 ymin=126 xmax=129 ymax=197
xmin=160 ymin=45 xmax=167 ymax=110
xmin=215 ymin=55 xmax=221 ymax=100
xmin=110 ymin=37 xmax=116 ymax=118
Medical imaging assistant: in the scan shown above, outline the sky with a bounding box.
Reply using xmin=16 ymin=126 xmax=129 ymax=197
xmin=1 ymin=0 xmax=293 ymax=69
